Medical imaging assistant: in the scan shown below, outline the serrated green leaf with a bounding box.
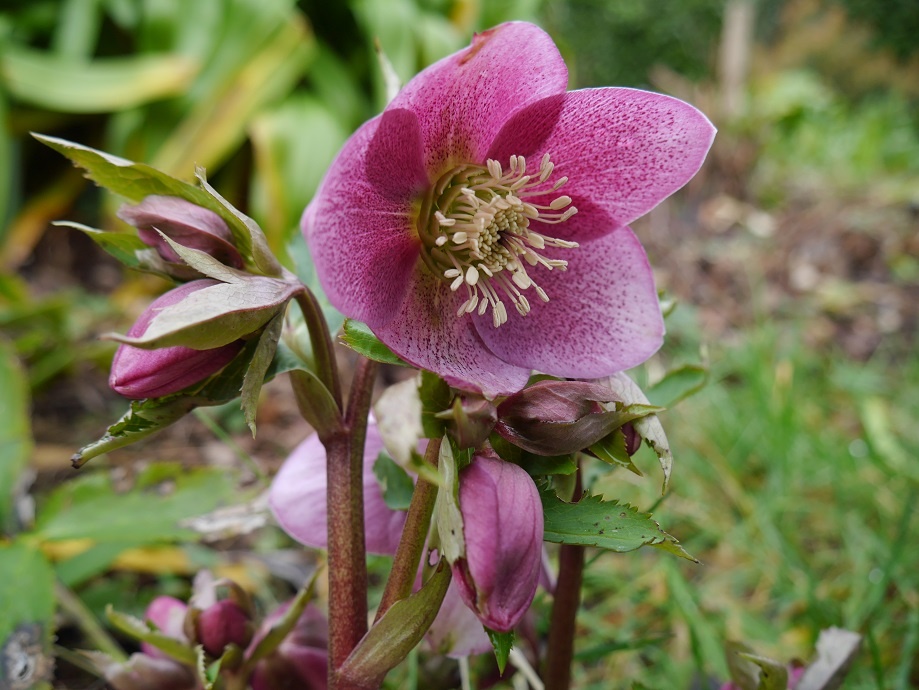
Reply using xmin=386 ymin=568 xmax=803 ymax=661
xmin=338 ymin=562 xmax=451 ymax=688
xmin=0 ymin=338 xmax=32 ymax=532
xmin=646 ymin=365 xmax=708 ymax=408
xmin=590 ymin=429 xmax=643 ymax=476
xmin=3 ymin=48 xmax=197 ymax=113
xmin=540 ymin=487 xmax=694 ymax=560
xmin=0 ymin=542 xmax=55 ymax=688
xmin=34 ymin=463 xmax=237 ymax=544
xmin=340 ymin=320 xmax=407 ymax=366
xmin=373 ymin=453 xmax=415 ymax=511
xmin=486 ymin=628 xmax=515 ymax=675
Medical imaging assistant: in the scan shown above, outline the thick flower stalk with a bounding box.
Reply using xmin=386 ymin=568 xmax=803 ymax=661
xmin=304 ymin=21 xmax=715 ymax=396
xmin=109 ymin=279 xmax=245 ymax=399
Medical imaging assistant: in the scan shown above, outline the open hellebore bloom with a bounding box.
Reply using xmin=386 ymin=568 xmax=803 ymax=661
xmin=305 ymin=21 xmax=715 ymax=396
xmin=269 ymin=419 xmax=407 ymax=555
xmin=118 ymin=195 xmax=244 ymax=269
xmin=109 ymin=280 xmax=245 ymax=398
xmin=452 ymin=456 xmax=543 ymax=632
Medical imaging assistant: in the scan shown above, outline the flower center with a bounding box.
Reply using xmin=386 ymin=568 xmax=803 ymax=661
xmin=417 ymin=154 xmax=578 ymax=328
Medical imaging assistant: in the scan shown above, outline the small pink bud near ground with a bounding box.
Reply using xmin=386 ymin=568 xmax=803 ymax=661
xmin=452 ymin=456 xmax=543 ymax=632
xmin=109 ymin=279 xmax=244 ymax=399
xmin=118 ymin=195 xmax=244 ymax=269
xmin=104 ymin=653 xmax=199 ymax=690
xmin=142 ymin=596 xmax=188 ymax=659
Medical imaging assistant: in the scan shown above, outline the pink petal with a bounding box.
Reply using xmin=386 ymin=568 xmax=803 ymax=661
xmin=372 ymin=268 xmax=531 ymax=397
xmin=387 ymin=22 xmax=568 ymax=176
xmin=268 ymin=421 xmax=406 ymax=555
xmin=473 ymin=228 xmax=664 ymax=377
xmin=304 ymin=108 xmax=427 ymax=328
xmin=424 ymin=577 xmax=492 ymax=658
xmin=487 ymin=88 xmax=716 ymax=242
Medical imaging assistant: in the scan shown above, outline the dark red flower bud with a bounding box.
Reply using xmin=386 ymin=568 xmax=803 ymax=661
xmin=196 ymin=600 xmax=253 ymax=657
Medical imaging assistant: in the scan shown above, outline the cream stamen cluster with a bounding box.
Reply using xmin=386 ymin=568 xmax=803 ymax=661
xmin=419 ymin=153 xmax=578 ymax=328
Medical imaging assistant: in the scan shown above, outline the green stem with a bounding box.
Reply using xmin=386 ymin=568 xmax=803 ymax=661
xmin=375 ymin=437 xmax=441 ymax=622
xmin=543 ymin=468 xmax=585 ymax=690
xmin=326 ymin=357 xmax=377 ymax=689
xmin=54 ymin=580 xmax=127 ymax=663
xmin=295 ymin=290 xmax=343 ymax=411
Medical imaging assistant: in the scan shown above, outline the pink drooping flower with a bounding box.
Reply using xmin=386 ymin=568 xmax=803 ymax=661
xmin=452 ymin=456 xmax=543 ymax=632
xmin=268 ymin=419 xmax=408 ymax=555
xmin=304 ymin=21 xmax=715 ymax=396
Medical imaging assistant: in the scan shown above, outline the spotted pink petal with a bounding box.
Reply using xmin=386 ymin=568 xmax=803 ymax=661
xmin=268 ymin=421 xmax=406 ymax=555
xmin=372 ymin=268 xmax=531 ymax=397
xmin=303 ymin=108 xmax=427 ymax=328
xmin=487 ymin=88 xmax=716 ymax=242
xmin=473 ymin=227 xmax=663 ymax=377
xmin=388 ymin=21 xmax=568 ymax=176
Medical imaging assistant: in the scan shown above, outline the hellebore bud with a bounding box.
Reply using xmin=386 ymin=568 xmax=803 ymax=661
xmin=452 ymin=456 xmax=543 ymax=632
xmin=250 ymin=602 xmax=329 ymax=690
xmin=118 ymin=196 xmax=244 ymax=269
xmin=435 ymin=396 xmax=498 ymax=450
xmin=495 ymin=380 xmax=621 ymax=455
xmin=196 ymin=599 xmax=253 ymax=657
xmin=141 ymin=596 xmax=188 ymax=659
xmin=109 ymin=279 xmax=245 ymax=399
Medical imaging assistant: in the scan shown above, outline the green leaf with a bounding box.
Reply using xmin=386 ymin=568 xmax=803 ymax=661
xmin=0 ymin=542 xmax=55 ymax=689
xmin=108 ymin=278 xmax=298 ymax=351
xmin=338 ymin=562 xmax=451 ymax=688
xmin=738 ymin=652 xmax=788 ymax=690
xmin=240 ymin=311 xmax=284 ymax=435
xmin=245 ymin=574 xmax=318 ymax=668
xmin=590 ymin=429 xmax=643 ymax=477
xmin=0 ymin=338 xmax=32 ymax=532
xmin=540 ymin=487 xmax=695 ymax=560
xmin=646 ymin=364 xmax=708 ymax=408
xmin=2 ymin=48 xmax=197 ymax=113
xmin=106 ymin=605 xmax=197 ymax=665
xmin=373 ymin=453 xmax=415 ymax=511
xmin=288 ymin=368 xmax=343 ymax=438
xmin=340 ymin=320 xmax=407 ymax=366
xmin=33 ymin=463 xmax=237 ymax=544
xmin=53 ymin=222 xmax=149 ymax=269
xmin=486 ymin=628 xmax=515 ymax=675
xmin=419 ymin=371 xmax=451 ymax=439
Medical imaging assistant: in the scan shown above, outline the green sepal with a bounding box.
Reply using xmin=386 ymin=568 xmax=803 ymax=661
xmin=338 ymin=562 xmax=451 ymax=688
xmin=540 ymin=486 xmax=696 ymax=561
xmin=240 ymin=310 xmax=284 ymax=435
xmin=419 ymin=371 xmax=451 ymax=439
xmin=486 ymin=628 xmax=515 ymax=675
xmin=340 ymin=320 xmax=408 ymax=366
xmin=289 ymin=368 xmax=343 ymax=440
xmin=53 ymin=222 xmax=148 ymax=269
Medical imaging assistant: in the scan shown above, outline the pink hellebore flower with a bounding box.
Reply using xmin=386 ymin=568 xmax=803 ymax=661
xmin=304 ymin=21 xmax=715 ymax=397
xmin=269 ymin=419 xmax=408 ymax=555
xmin=109 ymin=279 xmax=245 ymax=399
xmin=142 ymin=596 xmax=189 ymax=659
xmin=453 ymin=456 xmax=543 ymax=632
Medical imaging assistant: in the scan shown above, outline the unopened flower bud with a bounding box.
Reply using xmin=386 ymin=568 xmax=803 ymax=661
xmin=495 ymin=380 xmax=620 ymax=455
xmin=196 ymin=600 xmax=253 ymax=657
xmin=622 ymin=422 xmax=642 ymax=456
xmin=118 ymin=196 xmax=243 ymax=269
xmin=452 ymin=456 xmax=543 ymax=632
xmin=104 ymin=653 xmax=198 ymax=690
xmin=142 ymin=596 xmax=188 ymax=659
xmin=436 ymin=396 xmax=497 ymax=450
xmin=109 ymin=280 xmax=244 ymax=399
